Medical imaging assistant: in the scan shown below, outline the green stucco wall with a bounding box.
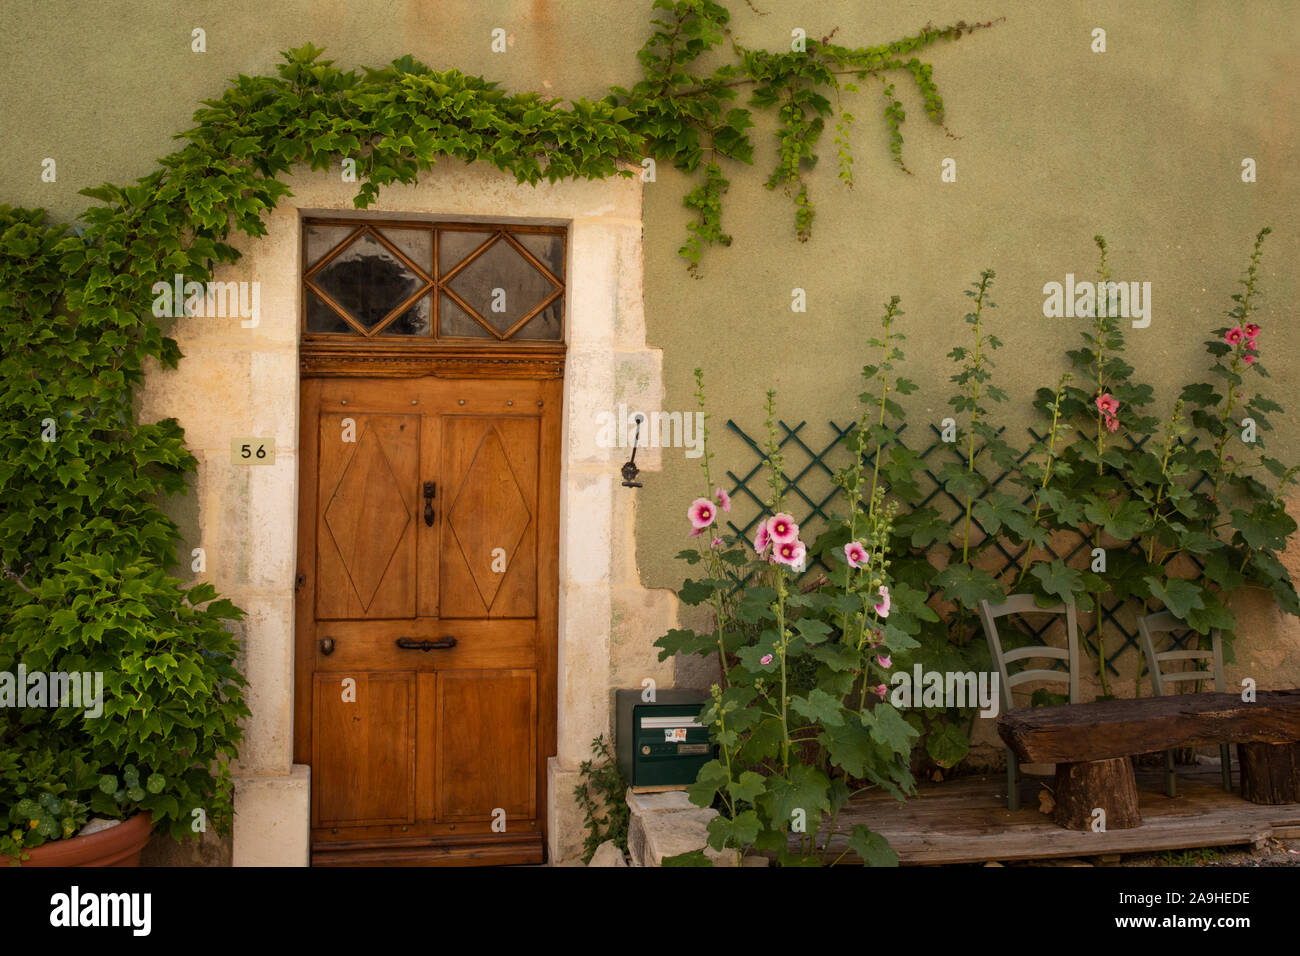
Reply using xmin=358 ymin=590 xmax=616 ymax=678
xmin=4 ymin=0 xmax=1297 ymax=597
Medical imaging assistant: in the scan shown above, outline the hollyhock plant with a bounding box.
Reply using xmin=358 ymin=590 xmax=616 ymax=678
xmin=688 ymin=497 xmax=716 ymax=531
xmin=766 ymin=513 xmax=799 ymax=544
xmin=714 ymin=487 xmax=732 ymax=512
xmin=1225 ymin=327 xmax=1244 ymax=346
xmin=844 ymin=541 xmax=869 ymax=569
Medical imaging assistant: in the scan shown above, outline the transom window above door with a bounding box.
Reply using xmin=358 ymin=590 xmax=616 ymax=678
xmin=302 ymin=219 xmax=565 ymax=342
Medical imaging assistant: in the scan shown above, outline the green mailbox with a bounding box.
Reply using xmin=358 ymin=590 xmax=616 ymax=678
xmin=615 ymin=688 xmax=714 ymax=790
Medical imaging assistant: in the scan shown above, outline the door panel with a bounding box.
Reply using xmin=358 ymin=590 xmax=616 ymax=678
xmin=316 ymin=413 xmax=420 ymax=620
xmin=440 ymin=416 xmax=539 ymax=619
xmin=437 ymin=670 xmax=536 ymax=820
xmin=297 ymin=376 xmax=559 ymax=866
xmin=312 ymin=672 xmax=416 ymax=827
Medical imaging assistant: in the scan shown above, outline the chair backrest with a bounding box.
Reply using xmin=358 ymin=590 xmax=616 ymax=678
xmin=978 ymin=593 xmax=1081 ymax=713
xmin=1137 ymin=611 xmax=1224 ymax=695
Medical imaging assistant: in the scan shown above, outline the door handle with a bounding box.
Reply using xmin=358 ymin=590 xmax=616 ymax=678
xmin=396 ymin=637 xmax=457 ymax=652
xmin=423 ymin=481 xmax=436 ymax=526
xmin=320 ymin=637 xmax=335 ymax=656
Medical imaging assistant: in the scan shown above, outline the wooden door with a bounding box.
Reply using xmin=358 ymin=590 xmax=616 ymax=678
xmin=295 ymin=376 xmax=560 ymax=866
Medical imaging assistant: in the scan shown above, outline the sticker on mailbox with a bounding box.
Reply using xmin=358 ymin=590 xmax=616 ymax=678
xmin=664 ymin=727 xmax=688 ymax=742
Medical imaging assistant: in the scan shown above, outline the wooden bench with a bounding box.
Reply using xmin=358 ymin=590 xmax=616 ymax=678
xmin=998 ymin=690 xmax=1300 ymax=830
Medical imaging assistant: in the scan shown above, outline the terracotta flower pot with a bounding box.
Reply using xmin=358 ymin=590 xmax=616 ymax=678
xmin=7 ymin=812 xmax=154 ymax=867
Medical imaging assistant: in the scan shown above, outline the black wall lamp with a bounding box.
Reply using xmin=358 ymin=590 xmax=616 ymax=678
xmin=621 ymin=414 xmax=644 ymax=488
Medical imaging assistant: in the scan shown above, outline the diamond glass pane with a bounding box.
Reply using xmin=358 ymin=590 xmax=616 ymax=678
xmin=305 ymin=224 xmax=358 ymax=268
xmin=438 ymin=293 xmax=491 ymax=338
xmin=305 ymin=288 xmax=355 ymax=334
xmin=378 ymin=294 xmax=432 ymax=336
xmin=446 ymin=238 xmax=557 ymax=335
xmin=515 ymin=233 xmax=564 ymax=278
xmin=512 ymin=300 xmax=563 ymax=341
xmin=378 ymin=227 xmax=432 ymax=276
xmin=311 ymin=232 xmax=424 ymax=330
xmin=438 ymin=229 xmax=492 ymax=275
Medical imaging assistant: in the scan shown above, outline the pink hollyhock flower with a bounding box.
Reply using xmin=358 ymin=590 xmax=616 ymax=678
xmin=688 ymin=526 xmax=706 ymax=538
xmin=710 ymin=536 xmax=723 ymax=549
xmin=844 ymin=541 xmax=869 ymax=569
xmin=773 ymin=539 xmax=806 ymax=570
xmin=753 ymin=523 xmax=771 ymax=555
xmin=872 ymin=684 xmax=887 ymax=700
xmin=760 ymin=654 xmax=773 ymax=666
xmin=1095 ymin=393 xmax=1119 ymax=416
xmin=1244 ymin=354 xmax=1256 ymax=365
xmin=714 ymin=487 xmax=732 ymax=512
xmin=1225 ymin=327 xmax=1244 ymax=346
xmin=877 ymin=654 xmax=892 ymax=669
xmin=1245 ymin=323 xmax=1260 ymax=339
xmin=1106 ymin=416 xmax=1120 ymax=433
xmin=1247 ymin=339 xmax=1258 ymax=351
xmin=688 ymin=497 xmax=716 ymax=530
xmin=766 ymin=513 xmax=799 ymax=544
xmin=874 ymin=585 xmax=891 ymax=618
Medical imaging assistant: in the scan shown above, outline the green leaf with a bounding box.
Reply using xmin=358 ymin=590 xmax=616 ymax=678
xmin=924 ymin=722 xmax=970 ymax=768
xmin=864 ymin=703 xmax=919 ymax=755
xmin=790 ymin=688 xmax=845 ymax=727
xmin=933 ymin=564 xmax=1003 ymax=608
xmin=1144 ymin=576 xmax=1206 ymax=621
xmin=847 ymin=824 xmax=899 ymax=866
xmin=1029 ymin=559 xmax=1083 ymax=604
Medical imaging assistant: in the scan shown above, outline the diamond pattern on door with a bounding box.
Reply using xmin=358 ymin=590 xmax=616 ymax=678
xmin=324 ymin=428 xmax=412 ymax=610
xmin=447 ymin=427 xmax=532 ymax=610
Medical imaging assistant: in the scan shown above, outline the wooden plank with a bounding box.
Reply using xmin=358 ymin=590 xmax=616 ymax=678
xmin=999 ymin=690 xmax=1300 ymax=763
xmin=817 ymin=769 xmax=1300 ymax=865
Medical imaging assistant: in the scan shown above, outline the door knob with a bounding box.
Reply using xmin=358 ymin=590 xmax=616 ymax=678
xmin=423 ymin=481 xmax=436 ymax=526
xmin=320 ymin=637 xmax=335 ymax=656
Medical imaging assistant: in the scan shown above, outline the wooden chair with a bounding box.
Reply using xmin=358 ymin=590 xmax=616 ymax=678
xmin=1137 ymin=611 xmax=1232 ymax=796
xmin=978 ymin=594 xmax=1081 ymax=811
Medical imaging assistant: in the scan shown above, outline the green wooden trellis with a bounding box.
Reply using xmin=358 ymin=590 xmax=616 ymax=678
xmin=723 ymin=419 xmax=1216 ymax=674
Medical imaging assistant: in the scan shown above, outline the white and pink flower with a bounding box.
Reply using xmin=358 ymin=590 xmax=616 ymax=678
xmin=688 ymin=497 xmax=716 ymax=531
xmin=753 ymin=523 xmax=771 ymax=556
xmin=766 ymin=513 xmax=799 ymax=544
xmin=844 ymin=541 xmax=869 ymax=569
xmin=714 ymin=487 xmax=732 ymax=513
xmin=874 ymin=585 xmax=892 ymax=618
xmin=773 ymin=539 xmax=806 ymax=571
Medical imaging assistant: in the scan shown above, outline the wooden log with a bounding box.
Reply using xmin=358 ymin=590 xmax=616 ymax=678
xmin=1238 ymin=741 xmax=1300 ymax=805
xmin=998 ymin=690 xmax=1300 ymax=764
xmin=1052 ymin=758 xmax=1142 ymax=831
